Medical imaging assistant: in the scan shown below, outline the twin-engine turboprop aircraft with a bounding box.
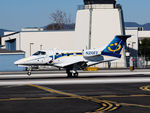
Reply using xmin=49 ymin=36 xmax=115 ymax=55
xmin=14 ymin=35 xmax=131 ymax=77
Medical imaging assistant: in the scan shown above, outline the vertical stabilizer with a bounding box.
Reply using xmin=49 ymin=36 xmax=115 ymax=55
xmin=101 ymin=35 xmax=131 ymax=58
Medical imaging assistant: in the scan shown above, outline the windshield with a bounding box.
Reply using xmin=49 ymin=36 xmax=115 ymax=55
xmin=33 ymin=51 xmax=46 ymax=56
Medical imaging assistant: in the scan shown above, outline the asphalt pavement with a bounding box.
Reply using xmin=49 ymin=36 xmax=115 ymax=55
xmin=0 ymin=71 xmax=150 ymax=113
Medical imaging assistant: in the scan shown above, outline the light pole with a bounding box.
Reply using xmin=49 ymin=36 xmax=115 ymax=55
xmin=88 ymin=1 xmax=93 ymax=49
xmin=30 ymin=43 xmax=34 ymax=56
xmin=132 ymin=42 xmax=136 ymax=49
xmin=40 ymin=44 xmax=43 ymax=50
xmin=132 ymin=42 xmax=136 ymax=57
xmin=127 ymin=42 xmax=136 ymax=57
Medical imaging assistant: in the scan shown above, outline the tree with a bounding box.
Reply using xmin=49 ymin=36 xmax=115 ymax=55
xmin=46 ymin=10 xmax=72 ymax=30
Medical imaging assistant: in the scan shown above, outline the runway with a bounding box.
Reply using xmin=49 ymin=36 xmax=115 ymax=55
xmin=0 ymin=72 xmax=150 ymax=86
xmin=1 ymin=71 xmax=150 ymax=113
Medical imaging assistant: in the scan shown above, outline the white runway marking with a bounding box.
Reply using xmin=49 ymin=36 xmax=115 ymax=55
xmin=0 ymin=72 xmax=150 ymax=86
xmin=1 ymin=77 xmax=150 ymax=86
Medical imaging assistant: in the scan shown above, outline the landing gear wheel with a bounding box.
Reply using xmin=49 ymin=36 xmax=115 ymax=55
xmin=27 ymin=66 xmax=32 ymax=76
xmin=27 ymin=72 xmax=31 ymax=76
xmin=73 ymin=72 xmax=78 ymax=78
xmin=66 ymin=69 xmax=72 ymax=78
xmin=67 ymin=72 xmax=72 ymax=78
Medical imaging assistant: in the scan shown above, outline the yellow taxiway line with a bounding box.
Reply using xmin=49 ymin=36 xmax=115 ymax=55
xmin=28 ymin=84 xmax=120 ymax=112
xmin=1 ymin=84 xmax=150 ymax=112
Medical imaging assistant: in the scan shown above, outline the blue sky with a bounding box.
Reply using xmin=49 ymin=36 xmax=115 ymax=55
xmin=0 ymin=0 xmax=150 ymax=30
xmin=117 ymin=0 xmax=150 ymax=24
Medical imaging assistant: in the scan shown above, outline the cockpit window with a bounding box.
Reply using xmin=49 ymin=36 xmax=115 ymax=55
xmin=33 ymin=51 xmax=46 ymax=56
xmin=33 ymin=51 xmax=40 ymax=55
xmin=41 ymin=51 xmax=46 ymax=55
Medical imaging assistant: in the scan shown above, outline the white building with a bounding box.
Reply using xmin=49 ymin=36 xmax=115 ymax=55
xmin=125 ymin=27 xmax=150 ymax=56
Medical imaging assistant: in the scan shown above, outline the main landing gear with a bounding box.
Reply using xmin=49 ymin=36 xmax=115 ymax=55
xmin=66 ymin=69 xmax=79 ymax=78
xmin=66 ymin=64 xmax=79 ymax=78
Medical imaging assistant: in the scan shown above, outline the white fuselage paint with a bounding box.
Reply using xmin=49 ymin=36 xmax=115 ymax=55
xmin=14 ymin=49 xmax=119 ymax=68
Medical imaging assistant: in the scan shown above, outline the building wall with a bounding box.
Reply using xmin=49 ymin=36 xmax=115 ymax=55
xmin=75 ymin=10 xmax=90 ymax=49
xmin=91 ymin=9 xmax=122 ymax=48
xmin=3 ymin=31 xmax=75 ymax=57
xmin=125 ymin=30 xmax=138 ymax=51
xmin=75 ymin=8 xmax=125 ymax=67
xmin=138 ymin=31 xmax=150 ymax=39
xmin=0 ymin=53 xmax=25 ymax=71
xmin=2 ymin=32 xmax=20 ymax=50
xmin=75 ymin=9 xmax=123 ymax=48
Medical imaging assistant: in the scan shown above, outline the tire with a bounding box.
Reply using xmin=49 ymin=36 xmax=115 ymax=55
xmin=67 ymin=72 xmax=72 ymax=78
xmin=27 ymin=72 xmax=31 ymax=76
xmin=73 ymin=72 xmax=78 ymax=78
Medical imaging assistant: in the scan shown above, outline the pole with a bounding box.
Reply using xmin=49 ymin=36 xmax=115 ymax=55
xmin=30 ymin=43 xmax=34 ymax=56
xmin=0 ymin=35 xmax=1 ymax=46
xmin=88 ymin=4 xmax=93 ymax=49
xmin=40 ymin=44 xmax=43 ymax=50
xmin=118 ymin=5 xmax=127 ymax=68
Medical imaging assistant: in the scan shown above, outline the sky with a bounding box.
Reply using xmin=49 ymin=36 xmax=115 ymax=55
xmin=0 ymin=0 xmax=150 ymax=31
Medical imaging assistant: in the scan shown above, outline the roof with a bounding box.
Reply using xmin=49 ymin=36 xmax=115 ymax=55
xmin=84 ymin=0 xmax=116 ymax=5
xmin=0 ymin=49 xmax=25 ymax=54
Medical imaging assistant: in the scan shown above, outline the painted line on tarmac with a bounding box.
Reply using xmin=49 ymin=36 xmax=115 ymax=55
xmin=28 ymin=84 xmax=120 ymax=112
xmin=0 ymin=97 xmax=74 ymax=102
xmin=119 ymin=102 xmax=150 ymax=108
xmin=102 ymin=99 xmax=150 ymax=109
xmin=1 ymin=77 xmax=150 ymax=86
xmin=1 ymin=94 xmax=150 ymax=109
xmin=1 ymin=94 xmax=150 ymax=101
xmin=1 ymin=93 xmax=150 ymax=110
xmin=1 ymin=94 xmax=150 ymax=102
xmin=96 ymin=94 xmax=150 ymax=98
xmin=140 ymin=85 xmax=150 ymax=92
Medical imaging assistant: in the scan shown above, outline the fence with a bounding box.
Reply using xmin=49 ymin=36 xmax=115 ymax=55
xmin=128 ymin=57 xmax=150 ymax=68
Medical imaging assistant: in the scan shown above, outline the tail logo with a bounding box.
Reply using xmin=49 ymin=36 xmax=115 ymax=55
xmin=108 ymin=43 xmax=121 ymax=52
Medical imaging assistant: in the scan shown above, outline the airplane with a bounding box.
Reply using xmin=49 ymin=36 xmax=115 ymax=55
xmin=14 ymin=35 xmax=131 ymax=77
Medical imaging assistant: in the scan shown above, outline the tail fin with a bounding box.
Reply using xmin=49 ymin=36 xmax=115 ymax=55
xmin=101 ymin=35 xmax=131 ymax=58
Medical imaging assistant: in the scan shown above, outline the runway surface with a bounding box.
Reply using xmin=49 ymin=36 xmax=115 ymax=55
xmin=1 ymin=71 xmax=150 ymax=113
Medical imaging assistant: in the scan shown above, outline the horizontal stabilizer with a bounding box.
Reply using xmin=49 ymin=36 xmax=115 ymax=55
xmin=116 ymin=35 xmax=131 ymax=39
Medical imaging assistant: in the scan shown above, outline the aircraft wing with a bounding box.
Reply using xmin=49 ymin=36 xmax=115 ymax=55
xmin=54 ymin=56 xmax=87 ymax=68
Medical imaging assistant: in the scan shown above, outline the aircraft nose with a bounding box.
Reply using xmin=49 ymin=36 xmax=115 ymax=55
xmin=14 ymin=59 xmax=24 ymax=65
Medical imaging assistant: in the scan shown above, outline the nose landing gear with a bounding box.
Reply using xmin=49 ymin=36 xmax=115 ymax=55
xmin=27 ymin=66 xmax=32 ymax=76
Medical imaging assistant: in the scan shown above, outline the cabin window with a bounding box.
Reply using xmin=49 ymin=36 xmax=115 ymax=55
xmin=56 ymin=53 xmax=59 ymax=56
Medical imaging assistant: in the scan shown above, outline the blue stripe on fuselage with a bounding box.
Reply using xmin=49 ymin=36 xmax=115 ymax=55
xmin=49 ymin=52 xmax=82 ymax=60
